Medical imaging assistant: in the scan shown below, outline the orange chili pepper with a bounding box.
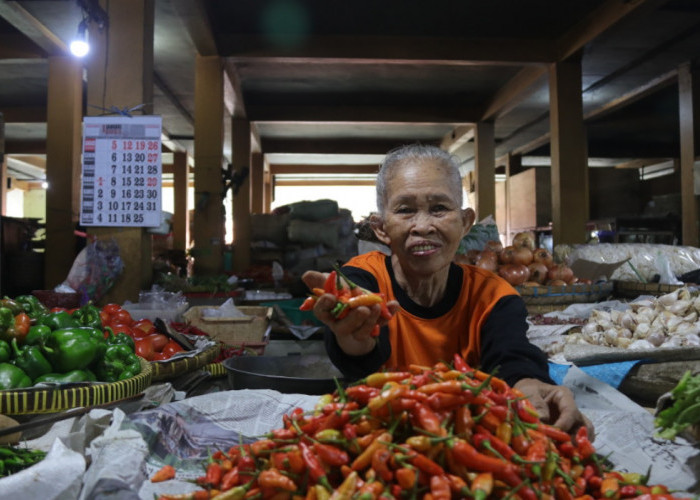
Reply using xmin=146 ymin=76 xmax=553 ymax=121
xmin=150 ymin=464 xmax=176 ymax=483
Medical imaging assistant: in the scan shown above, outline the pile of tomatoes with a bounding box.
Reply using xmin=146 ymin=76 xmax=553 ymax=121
xmin=100 ymin=303 xmax=184 ymax=361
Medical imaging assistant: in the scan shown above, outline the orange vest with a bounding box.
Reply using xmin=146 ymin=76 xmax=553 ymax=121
xmin=344 ymin=251 xmax=519 ymax=370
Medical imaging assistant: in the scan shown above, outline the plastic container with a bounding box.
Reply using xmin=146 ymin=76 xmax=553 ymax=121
xmin=121 ymin=302 xmax=189 ymax=323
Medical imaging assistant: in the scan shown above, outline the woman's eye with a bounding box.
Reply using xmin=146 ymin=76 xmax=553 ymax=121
xmin=431 ymin=204 xmax=448 ymax=213
xmin=395 ymin=206 xmax=413 ymax=214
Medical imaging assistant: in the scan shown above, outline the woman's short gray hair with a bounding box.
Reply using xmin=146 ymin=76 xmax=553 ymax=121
xmin=375 ymin=144 xmax=463 ymax=215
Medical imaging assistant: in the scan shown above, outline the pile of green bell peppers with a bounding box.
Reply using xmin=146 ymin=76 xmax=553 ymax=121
xmin=0 ymin=299 xmax=142 ymax=388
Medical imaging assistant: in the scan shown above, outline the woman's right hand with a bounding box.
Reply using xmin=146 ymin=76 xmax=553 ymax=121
xmin=302 ymin=270 xmax=398 ymax=356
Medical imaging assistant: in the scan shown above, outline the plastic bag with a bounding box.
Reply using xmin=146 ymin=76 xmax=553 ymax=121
xmin=62 ymin=238 xmax=124 ymax=304
xmin=457 ymin=215 xmax=500 ymax=254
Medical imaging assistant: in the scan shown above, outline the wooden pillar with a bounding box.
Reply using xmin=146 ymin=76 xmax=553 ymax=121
xmin=505 ymin=153 xmax=522 ymax=245
xmin=678 ymin=63 xmax=700 ymax=247
xmin=0 ymin=113 xmax=5 ymax=215
xmin=86 ymin=0 xmax=154 ymax=303
xmin=474 ymin=121 xmax=496 ymax=220
xmin=251 ymin=151 xmax=264 ymax=214
xmin=264 ymin=158 xmax=272 ymax=213
xmin=232 ymin=117 xmax=251 ymax=272
xmin=193 ymin=55 xmax=225 ymax=275
xmin=549 ymin=56 xmax=588 ymax=246
xmin=172 ymin=151 xmax=189 ymax=250
xmin=45 ymin=56 xmax=83 ymax=289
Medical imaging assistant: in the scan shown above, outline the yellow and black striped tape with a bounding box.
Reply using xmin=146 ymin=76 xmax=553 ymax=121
xmin=0 ymin=358 xmax=153 ymax=416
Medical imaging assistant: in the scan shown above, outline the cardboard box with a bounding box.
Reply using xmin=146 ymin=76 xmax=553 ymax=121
xmin=183 ymin=305 xmax=272 ymax=346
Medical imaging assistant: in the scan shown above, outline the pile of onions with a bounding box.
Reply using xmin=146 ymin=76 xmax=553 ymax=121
xmin=456 ymin=232 xmax=581 ymax=287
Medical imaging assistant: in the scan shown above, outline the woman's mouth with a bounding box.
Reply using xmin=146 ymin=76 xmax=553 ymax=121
xmin=410 ymin=243 xmax=439 ymax=255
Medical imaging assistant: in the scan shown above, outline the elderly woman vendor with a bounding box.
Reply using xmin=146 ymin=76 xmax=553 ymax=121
xmin=303 ymin=143 xmax=592 ymax=435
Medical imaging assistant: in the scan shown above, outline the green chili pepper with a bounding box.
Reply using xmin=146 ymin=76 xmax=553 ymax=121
xmin=14 ymin=295 xmax=49 ymax=319
xmin=11 ymin=338 xmax=52 ymax=381
xmin=34 ymin=369 xmax=96 ymax=384
xmin=25 ymin=325 xmax=52 ymax=346
xmin=39 ymin=311 xmax=80 ymax=331
xmin=0 ymin=362 xmax=32 ymax=390
xmin=94 ymin=344 xmax=141 ymax=382
xmin=104 ymin=327 xmax=135 ymax=350
xmin=72 ymin=303 xmax=103 ymax=330
xmin=0 ymin=340 xmax=10 ymax=363
xmin=41 ymin=327 xmax=106 ymax=372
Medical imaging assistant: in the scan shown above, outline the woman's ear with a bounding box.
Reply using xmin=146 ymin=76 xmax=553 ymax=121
xmin=461 ymin=208 xmax=476 ymax=237
xmin=370 ymin=213 xmax=391 ymax=246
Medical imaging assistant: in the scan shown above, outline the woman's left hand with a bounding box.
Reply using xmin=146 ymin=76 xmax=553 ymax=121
xmin=514 ymin=377 xmax=595 ymax=440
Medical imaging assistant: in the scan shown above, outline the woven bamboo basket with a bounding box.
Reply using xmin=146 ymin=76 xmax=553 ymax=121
xmin=150 ymin=343 xmax=220 ymax=382
xmin=612 ymin=280 xmax=684 ymax=299
xmin=204 ymin=362 xmax=227 ymax=378
xmin=0 ymin=358 xmax=152 ymax=416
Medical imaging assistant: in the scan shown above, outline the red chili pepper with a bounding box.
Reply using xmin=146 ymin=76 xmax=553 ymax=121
xmin=455 ymin=406 xmax=473 ymax=438
xmin=299 ymin=296 xmax=317 ymax=311
xmin=410 ymin=402 xmax=446 ymax=437
xmin=429 ymin=475 xmax=451 ymax=500
xmin=371 ymin=447 xmax=393 ymax=482
xmin=473 ymin=426 xmax=517 ymax=461
xmin=258 ymin=468 xmax=298 ymax=492
xmin=345 ymin=385 xmax=380 ymax=404
xmin=324 ymin=271 xmax=338 ymax=295
xmin=250 ymin=439 xmax=276 ymax=456
xmin=450 ymin=439 xmax=524 ymax=490
xmin=205 ymin=462 xmax=222 ymax=487
xmin=575 ymin=425 xmax=596 ymax=460
xmin=299 ymin=441 xmax=332 ymax=490
xmin=395 ymin=467 xmax=417 ymax=490
xmin=554 ymin=476 xmax=575 ymax=500
xmin=238 ymin=455 xmax=256 ymax=482
xmin=220 ymin=467 xmax=240 ymax=491
xmin=314 ymin=442 xmax=350 ymax=467
xmin=406 ymin=451 xmax=444 ymax=476
xmin=534 ymin=422 xmax=573 ymax=443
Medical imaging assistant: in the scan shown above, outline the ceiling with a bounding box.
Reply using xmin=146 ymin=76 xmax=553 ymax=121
xmin=0 ymin=0 xmax=699 ymax=182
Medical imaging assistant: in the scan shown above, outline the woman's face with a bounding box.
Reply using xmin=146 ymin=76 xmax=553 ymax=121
xmin=373 ymin=160 xmax=474 ymax=278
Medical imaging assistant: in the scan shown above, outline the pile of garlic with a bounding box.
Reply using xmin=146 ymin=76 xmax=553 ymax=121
xmin=563 ymin=287 xmax=700 ymax=351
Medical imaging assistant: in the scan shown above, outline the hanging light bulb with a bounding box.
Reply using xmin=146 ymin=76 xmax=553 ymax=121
xmin=69 ymin=18 xmax=89 ymax=57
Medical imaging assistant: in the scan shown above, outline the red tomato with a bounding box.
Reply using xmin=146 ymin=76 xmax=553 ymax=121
xmin=112 ymin=309 xmax=133 ymax=326
xmin=99 ymin=310 xmax=111 ymax=327
xmin=50 ymin=307 xmax=67 ymax=313
xmin=132 ymin=319 xmax=155 ymax=336
xmin=103 ymin=303 xmax=121 ymax=315
xmin=109 ymin=323 xmax=134 ymax=338
xmin=151 ymin=352 xmax=170 ymax=361
xmin=162 ymin=341 xmax=184 ymax=357
xmin=147 ymin=334 xmax=169 ymax=352
xmin=135 ymin=337 xmax=155 ymax=361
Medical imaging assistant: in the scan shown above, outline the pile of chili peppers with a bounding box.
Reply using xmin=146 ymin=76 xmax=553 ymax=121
xmin=153 ymin=354 xmax=688 ymax=500
xmin=299 ymin=268 xmax=392 ymax=337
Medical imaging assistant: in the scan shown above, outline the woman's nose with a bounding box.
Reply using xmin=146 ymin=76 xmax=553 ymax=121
xmin=410 ymin=211 xmax=434 ymax=233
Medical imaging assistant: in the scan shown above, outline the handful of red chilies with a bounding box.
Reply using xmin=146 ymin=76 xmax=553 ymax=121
xmin=154 ymin=354 xmax=688 ymax=500
xmin=299 ymin=266 xmax=392 ymax=337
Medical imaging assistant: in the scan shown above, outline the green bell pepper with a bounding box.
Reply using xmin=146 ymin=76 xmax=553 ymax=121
xmin=0 ymin=297 xmax=23 ymax=316
xmin=14 ymin=295 xmax=49 ymax=319
xmin=72 ymin=303 xmax=103 ymax=330
xmin=34 ymin=369 xmax=96 ymax=384
xmin=0 ymin=307 xmax=15 ymax=342
xmin=94 ymin=344 xmax=141 ymax=382
xmin=39 ymin=311 xmax=80 ymax=331
xmin=0 ymin=340 xmax=10 ymax=363
xmin=25 ymin=325 xmax=52 ymax=346
xmin=0 ymin=363 xmax=32 ymax=390
xmin=11 ymin=338 xmax=52 ymax=381
xmin=104 ymin=327 xmax=135 ymax=350
xmin=41 ymin=327 xmax=106 ymax=373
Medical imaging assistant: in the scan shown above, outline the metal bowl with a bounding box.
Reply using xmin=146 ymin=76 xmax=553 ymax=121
xmin=222 ymin=354 xmax=344 ymax=395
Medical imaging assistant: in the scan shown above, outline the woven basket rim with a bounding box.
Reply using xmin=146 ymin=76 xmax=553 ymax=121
xmin=150 ymin=343 xmax=220 ymax=382
xmin=0 ymin=357 xmax=153 ymax=416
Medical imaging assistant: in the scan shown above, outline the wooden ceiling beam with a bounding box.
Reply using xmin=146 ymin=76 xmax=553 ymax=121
xmin=0 ymin=1 xmax=65 ymax=55
xmin=222 ymin=35 xmax=555 ymax=65
xmin=481 ymin=0 xmax=664 ymax=121
xmin=275 ymin=179 xmax=376 ymax=187
xmin=270 ymin=164 xmax=378 ymax=175
xmin=170 ymin=0 xmax=218 ymax=56
xmin=262 ymin=138 xmax=425 ymax=155
xmin=247 ymin=104 xmax=480 ymax=123
xmin=0 ymin=34 xmax=45 ymax=59
xmin=440 ymin=125 xmax=475 ymax=153
xmin=615 ymin=158 xmax=671 ymax=169
xmin=223 ymin=60 xmax=247 ymax=119
xmin=0 ymin=107 xmax=47 ymax=123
